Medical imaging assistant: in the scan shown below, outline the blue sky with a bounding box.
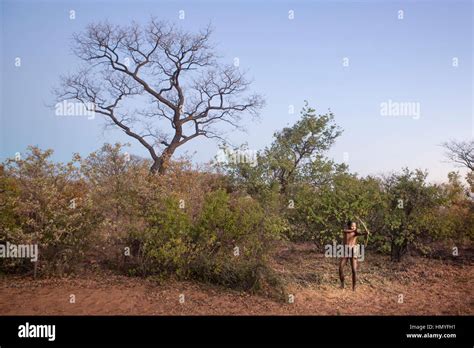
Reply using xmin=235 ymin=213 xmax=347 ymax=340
xmin=1 ymin=0 xmax=472 ymax=183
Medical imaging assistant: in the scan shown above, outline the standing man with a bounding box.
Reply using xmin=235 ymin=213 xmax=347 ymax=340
xmin=339 ymin=220 xmax=369 ymax=291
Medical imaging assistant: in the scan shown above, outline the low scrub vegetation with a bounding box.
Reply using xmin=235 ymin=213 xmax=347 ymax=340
xmin=1 ymin=105 xmax=472 ymax=296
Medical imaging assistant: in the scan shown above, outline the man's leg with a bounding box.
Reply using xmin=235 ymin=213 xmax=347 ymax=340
xmin=339 ymin=257 xmax=348 ymax=288
xmin=350 ymin=257 xmax=358 ymax=291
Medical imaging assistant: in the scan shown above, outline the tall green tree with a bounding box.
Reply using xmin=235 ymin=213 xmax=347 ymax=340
xmin=263 ymin=101 xmax=342 ymax=193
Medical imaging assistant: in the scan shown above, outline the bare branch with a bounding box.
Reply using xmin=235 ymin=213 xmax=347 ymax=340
xmin=442 ymin=140 xmax=474 ymax=171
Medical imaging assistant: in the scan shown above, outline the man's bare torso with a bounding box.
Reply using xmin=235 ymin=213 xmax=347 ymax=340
xmin=343 ymin=229 xmax=359 ymax=246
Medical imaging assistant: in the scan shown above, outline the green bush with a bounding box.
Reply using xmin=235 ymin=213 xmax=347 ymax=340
xmin=189 ymin=190 xmax=271 ymax=289
xmin=126 ymin=195 xmax=192 ymax=276
xmin=285 ymin=174 xmax=384 ymax=246
xmin=124 ymin=189 xmax=284 ymax=292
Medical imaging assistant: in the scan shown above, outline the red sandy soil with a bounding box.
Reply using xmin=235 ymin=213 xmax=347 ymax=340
xmin=0 ymin=243 xmax=472 ymax=315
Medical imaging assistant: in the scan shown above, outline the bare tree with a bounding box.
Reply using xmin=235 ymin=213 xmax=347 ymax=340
xmin=442 ymin=140 xmax=474 ymax=171
xmin=55 ymin=20 xmax=264 ymax=174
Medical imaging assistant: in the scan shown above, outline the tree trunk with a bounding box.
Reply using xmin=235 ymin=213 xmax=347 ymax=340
xmin=150 ymin=159 xmax=161 ymax=174
xmin=391 ymin=238 xmax=408 ymax=262
xmin=149 ymin=147 xmax=176 ymax=175
xmin=390 ymin=240 xmax=401 ymax=262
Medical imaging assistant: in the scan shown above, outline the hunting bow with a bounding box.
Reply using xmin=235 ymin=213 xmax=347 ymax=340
xmin=355 ymin=215 xmax=370 ymax=247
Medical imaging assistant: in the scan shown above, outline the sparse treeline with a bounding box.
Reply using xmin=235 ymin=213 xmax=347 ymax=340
xmin=0 ymin=104 xmax=472 ymax=294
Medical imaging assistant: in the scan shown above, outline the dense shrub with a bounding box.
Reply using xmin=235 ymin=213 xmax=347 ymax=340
xmin=72 ymin=144 xmax=284 ymax=291
xmin=123 ymin=189 xmax=285 ymax=291
xmin=0 ymin=147 xmax=102 ymax=275
xmin=189 ymin=190 xmax=284 ymax=290
xmin=127 ymin=195 xmax=193 ymax=277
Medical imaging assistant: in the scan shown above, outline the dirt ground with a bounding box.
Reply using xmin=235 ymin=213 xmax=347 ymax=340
xmin=0 ymin=243 xmax=472 ymax=315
